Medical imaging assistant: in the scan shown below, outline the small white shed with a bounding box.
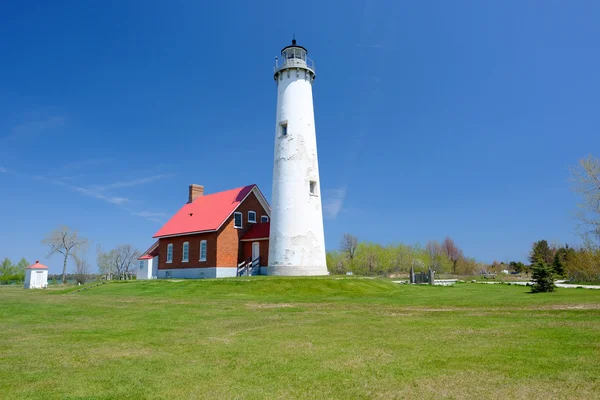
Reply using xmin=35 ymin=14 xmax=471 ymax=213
xmin=24 ymin=261 xmax=49 ymax=289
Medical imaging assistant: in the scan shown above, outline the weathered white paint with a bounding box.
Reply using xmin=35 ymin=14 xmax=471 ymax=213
xmin=157 ymin=267 xmax=237 ymax=279
xmin=268 ymin=41 xmax=328 ymax=277
xmin=24 ymin=268 xmax=48 ymax=289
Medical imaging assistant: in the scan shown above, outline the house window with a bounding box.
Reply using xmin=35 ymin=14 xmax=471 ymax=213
xmin=182 ymin=242 xmax=189 ymax=262
xmin=280 ymin=121 xmax=288 ymax=137
xmin=309 ymin=180 xmax=318 ymax=196
xmin=248 ymin=211 xmax=256 ymax=223
xmin=200 ymin=240 xmax=207 ymax=262
xmin=166 ymin=244 xmax=173 ymax=263
xmin=139 ymin=260 xmax=144 ymax=270
xmin=261 ymin=215 xmax=269 ymax=223
xmin=234 ymin=212 xmax=243 ymax=228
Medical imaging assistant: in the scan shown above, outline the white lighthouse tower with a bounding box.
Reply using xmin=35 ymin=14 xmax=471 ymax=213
xmin=267 ymin=39 xmax=328 ymax=276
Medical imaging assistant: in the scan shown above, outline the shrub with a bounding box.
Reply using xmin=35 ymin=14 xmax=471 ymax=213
xmin=530 ymin=262 xmax=556 ymax=293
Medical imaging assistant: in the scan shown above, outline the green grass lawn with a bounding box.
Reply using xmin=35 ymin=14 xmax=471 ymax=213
xmin=1 ymin=277 xmax=599 ymax=399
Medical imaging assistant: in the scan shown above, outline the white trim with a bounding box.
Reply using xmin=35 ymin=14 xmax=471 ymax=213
xmin=261 ymin=215 xmax=269 ymax=223
xmin=248 ymin=210 xmax=257 ymax=223
xmin=234 ymin=212 xmax=243 ymax=229
xmin=199 ymin=240 xmax=207 ymax=262
xmin=166 ymin=243 xmax=173 ymax=263
xmin=182 ymin=241 xmax=189 ymax=262
xmin=240 ymin=237 xmax=269 ymax=242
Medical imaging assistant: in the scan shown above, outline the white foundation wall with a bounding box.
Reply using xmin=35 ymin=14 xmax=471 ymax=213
xmin=157 ymin=267 xmax=237 ymax=279
xmin=268 ymin=67 xmax=327 ymax=276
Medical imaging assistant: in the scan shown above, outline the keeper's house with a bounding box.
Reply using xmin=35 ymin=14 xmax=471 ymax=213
xmin=136 ymin=184 xmax=270 ymax=279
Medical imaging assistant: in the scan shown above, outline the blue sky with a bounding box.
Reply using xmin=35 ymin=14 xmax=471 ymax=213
xmin=1 ymin=1 xmax=599 ymax=273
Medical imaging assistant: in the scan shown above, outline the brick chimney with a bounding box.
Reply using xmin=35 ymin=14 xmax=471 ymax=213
xmin=188 ymin=184 xmax=204 ymax=203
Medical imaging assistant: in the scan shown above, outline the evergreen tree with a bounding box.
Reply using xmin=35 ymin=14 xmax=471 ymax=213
xmin=552 ymin=248 xmax=567 ymax=277
xmin=529 ymin=240 xmax=553 ymax=265
xmin=530 ymin=262 xmax=556 ymax=293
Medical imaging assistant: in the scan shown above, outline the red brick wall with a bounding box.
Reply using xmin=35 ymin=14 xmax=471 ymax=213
xmin=157 ymin=232 xmax=217 ymax=270
xmin=242 ymin=239 xmax=269 ymax=266
xmin=157 ymin=190 xmax=269 ymax=270
xmin=216 ymin=192 xmax=269 ymax=267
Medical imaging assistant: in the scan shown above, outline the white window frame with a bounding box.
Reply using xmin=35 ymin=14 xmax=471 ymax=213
xmin=200 ymin=240 xmax=207 ymax=262
xmin=261 ymin=215 xmax=269 ymax=223
xmin=139 ymin=260 xmax=144 ymax=270
xmin=248 ymin=210 xmax=256 ymax=223
xmin=182 ymin=242 xmax=189 ymax=262
xmin=234 ymin=212 xmax=243 ymax=229
xmin=166 ymin=243 xmax=173 ymax=263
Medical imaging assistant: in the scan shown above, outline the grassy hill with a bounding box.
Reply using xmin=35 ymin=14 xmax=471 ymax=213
xmin=1 ymin=277 xmax=599 ymax=399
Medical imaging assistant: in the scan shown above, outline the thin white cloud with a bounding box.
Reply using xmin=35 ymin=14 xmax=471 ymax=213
xmin=92 ymin=174 xmax=170 ymax=191
xmin=0 ymin=167 xmax=10 ymax=173
xmin=72 ymin=186 xmax=130 ymax=205
xmin=323 ymin=187 xmax=347 ymax=219
xmin=133 ymin=211 xmax=169 ymax=218
xmin=2 ymin=115 xmax=66 ymax=144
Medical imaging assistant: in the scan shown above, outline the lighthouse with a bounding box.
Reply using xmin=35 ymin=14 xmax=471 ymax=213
xmin=267 ymin=39 xmax=328 ymax=276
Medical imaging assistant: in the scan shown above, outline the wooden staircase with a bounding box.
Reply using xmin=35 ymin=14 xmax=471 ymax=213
xmin=237 ymin=257 xmax=261 ymax=277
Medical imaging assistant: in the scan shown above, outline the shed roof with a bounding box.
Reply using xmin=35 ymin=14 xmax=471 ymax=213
xmin=26 ymin=261 xmax=48 ymax=270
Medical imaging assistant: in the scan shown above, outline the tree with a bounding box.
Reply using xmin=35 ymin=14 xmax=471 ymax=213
xmin=73 ymin=253 xmax=89 ymax=284
xmin=340 ymin=234 xmax=358 ymax=260
xmin=570 ymin=154 xmax=600 ymax=243
xmin=509 ymin=261 xmax=525 ymax=274
xmin=552 ymin=247 xmax=567 ymax=278
xmin=529 ymin=240 xmax=553 ymax=265
xmin=42 ymin=226 xmax=89 ymax=284
xmin=426 ymin=240 xmax=444 ymax=272
xmin=442 ymin=237 xmax=463 ymax=274
xmin=530 ymin=262 xmax=556 ymax=293
xmin=96 ymin=245 xmax=114 ymax=280
xmin=0 ymin=258 xmax=13 ymax=277
xmin=97 ymin=244 xmax=141 ymax=280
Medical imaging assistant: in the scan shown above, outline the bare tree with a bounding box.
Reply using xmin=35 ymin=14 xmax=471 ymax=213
xmin=96 ymin=244 xmax=114 ymax=280
xmin=570 ymin=154 xmax=600 ymax=243
xmin=442 ymin=236 xmax=463 ymax=274
xmin=340 ymin=233 xmax=358 ymax=260
xmin=42 ymin=226 xmax=89 ymax=284
xmin=426 ymin=240 xmax=444 ymax=271
xmin=73 ymin=252 xmax=89 ymax=285
xmin=97 ymin=244 xmax=141 ymax=280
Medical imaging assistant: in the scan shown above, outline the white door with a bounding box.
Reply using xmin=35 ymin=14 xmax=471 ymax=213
xmin=252 ymin=242 xmax=260 ymax=262
xmin=34 ymin=271 xmax=42 ymax=288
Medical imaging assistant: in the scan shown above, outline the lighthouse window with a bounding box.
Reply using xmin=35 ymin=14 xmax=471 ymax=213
xmin=309 ymin=181 xmax=318 ymax=196
xmin=248 ymin=211 xmax=256 ymax=223
xmin=280 ymin=121 xmax=288 ymax=137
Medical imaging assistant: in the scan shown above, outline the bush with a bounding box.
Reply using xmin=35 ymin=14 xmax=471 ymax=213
xmin=530 ymin=262 xmax=556 ymax=293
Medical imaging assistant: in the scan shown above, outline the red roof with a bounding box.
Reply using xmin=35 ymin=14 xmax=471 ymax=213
xmin=241 ymin=222 xmax=270 ymax=241
xmin=153 ymin=184 xmax=260 ymax=238
xmin=26 ymin=261 xmax=48 ymax=270
xmin=138 ymin=240 xmax=159 ymax=260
